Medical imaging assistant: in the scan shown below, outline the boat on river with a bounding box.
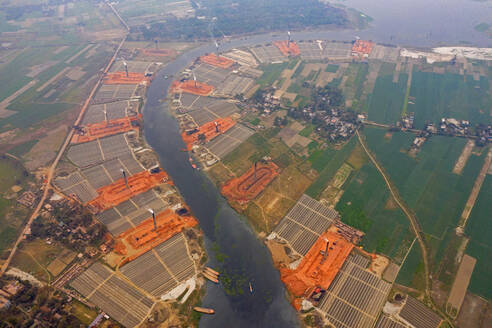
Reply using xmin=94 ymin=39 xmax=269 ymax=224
xmin=194 ymin=307 xmax=215 ymax=314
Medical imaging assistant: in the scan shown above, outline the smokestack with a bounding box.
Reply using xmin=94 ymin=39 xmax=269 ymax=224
xmin=215 ymin=121 xmax=219 ymax=133
xmin=254 ymin=161 xmax=257 ymax=179
xmin=148 ymin=209 xmax=157 ymax=231
xmin=322 ymin=239 xmax=329 ymax=262
xmin=123 ymin=61 xmax=129 ymax=78
xmin=193 ymin=72 xmax=197 ymax=88
xmin=287 ymin=31 xmax=291 ymax=48
xmin=103 ymin=108 xmax=108 ymax=123
xmin=121 ymin=169 xmax=129 ymax=189
xmin=215 ymin=41 xmax=219 ymax=59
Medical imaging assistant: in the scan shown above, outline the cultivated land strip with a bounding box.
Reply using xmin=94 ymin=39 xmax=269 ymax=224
xmin=458 ymin=146 xmax=492 ymax=229
xmin=356 ymin=130 xmax=455 ymax=327
xmin=0 ymin=4 xmax=128 ymax=278
xmin=355 ymin=131 xmax=429 ymax=293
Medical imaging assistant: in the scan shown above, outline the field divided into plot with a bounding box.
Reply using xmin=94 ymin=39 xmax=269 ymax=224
xmin=367 ymin=64 xmax=408 ymax=125
xmin=305 ymin=138 xmax=356 ymax=199
xmin=336 ymin=163 xmax=411 ymax=259
xmin=465 ymin=175 xmax=492 ymax=300
xmin=363 ymin=127 xmax=484 ymax=238
xmin=362 ymin=127 xmax=488 ymax=289
xmin=408 ymin=70 xmax=492 ymax=129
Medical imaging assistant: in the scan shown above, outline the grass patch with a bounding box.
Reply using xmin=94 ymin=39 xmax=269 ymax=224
xmin=299 ymin=124 xmax=315 ymax=137
xmin=8 ymin=139 xmax=39 ymax=157
xmin=396 ymin=241 xmax=424 ymax=290
xmin=71 ymin=300 xmax=98 ymax=326
xmin=1 ymin=102 xmax=73 ymax=130
xmin=325 ymin=64 xmax=339 ymax=73
xmin=474 ymin=22 xmax=490 ymax=32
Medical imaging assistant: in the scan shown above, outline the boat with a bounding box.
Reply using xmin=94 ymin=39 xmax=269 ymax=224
xmin=205 ymin=267 xmax=220 ymax=276
xmin=193 ymin=307 xmax=215 ymax=314
xmin=203 ymin=271 xmax=219 ymax=283
xmin=249 ymin=282 xmax=253 ymax=293
xmin=205 ymin=267 xmax=219 ymax=277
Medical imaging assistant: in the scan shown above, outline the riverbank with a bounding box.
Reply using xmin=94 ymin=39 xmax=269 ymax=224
xmin=159 ymin=32 xmax=492 ymax=327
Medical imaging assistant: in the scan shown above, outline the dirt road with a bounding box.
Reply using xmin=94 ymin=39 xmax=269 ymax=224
xmin=0 ymin=13 xmax=128 ymax=278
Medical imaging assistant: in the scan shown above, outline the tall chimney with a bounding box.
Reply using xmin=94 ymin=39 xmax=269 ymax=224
xmin=215 ymin=121 xmax=219 ymax=133
xmin=287 ymin=31 xmax=291 ymax=49
xmin=322 ymin=239 xmax=329 ymax=262
xmin=148 ymin=209 xmax=157 ymax=231
xmin=254 ymin=161 xmax=257 ymax=179
xmin=123 ymin=61 xmax=129 ymax=78
xmin=121 ymin=169 xmax=129 ymax=188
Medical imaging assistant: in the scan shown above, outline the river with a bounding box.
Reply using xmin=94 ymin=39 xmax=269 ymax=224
xmin=142 ymin=1 xmax=492 ymax=326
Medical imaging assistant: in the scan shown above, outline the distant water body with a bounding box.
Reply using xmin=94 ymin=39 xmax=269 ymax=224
xmin=337 ymin=0 xmax=492 ymax=47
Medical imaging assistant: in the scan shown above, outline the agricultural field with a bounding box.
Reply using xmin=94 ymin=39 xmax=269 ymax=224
xmin=362 ymin=126 xmax=489 ymax=293
xmin=340 ymin=62 xmax=369 ymax=110
xmin=408 ymin=69 xmax=492 ymax=129
xmin=0 ymin=44 xmax=114 ymax=131
xmin=465 ymin=175 xmax=492 ymax=300
xmin=0 ymin=0 xmax=122 ymax=42
xmin=336 ymin=163 xmax=413 ymax=260
xmin=0 ymin=156 xmax=32 ymax=256
xmin=0 ymin=1 xmax=121 ymax=166
xmin=10 ymin=238 xmax=61 ymax=282
xmin=115 ymin=0 xmax=195 ymax=27
xmin=256 ymin=62 xmax=290 ymax=87
xmin=367 ymin=63 xmax=409 ymax=125
xmin=305 ymin=138 xmax=356 ymax=199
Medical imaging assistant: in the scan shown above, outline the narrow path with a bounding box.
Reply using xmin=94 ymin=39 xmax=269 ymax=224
xmin=355 ymin=131 xmax=430 ymax=294
xmin=356 ymin=130 xmax=455 ymax=327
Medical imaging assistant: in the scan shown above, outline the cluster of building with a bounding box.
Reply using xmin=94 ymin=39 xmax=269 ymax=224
xmin=30 ymin=200 xmax=106 ymax=254
xmin=438 ymin=118 xmax=471 ymax=136
xmin=0 ymin=280 xmax=24 ymax=310
xmin=317 ymin=109 xmax=359 ymax=142
xmin=399 ymin=112 xmax=415 ymax=129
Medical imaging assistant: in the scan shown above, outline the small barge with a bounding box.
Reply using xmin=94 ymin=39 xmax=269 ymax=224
xmin=194 ymin=307 xmax=215 ymax=314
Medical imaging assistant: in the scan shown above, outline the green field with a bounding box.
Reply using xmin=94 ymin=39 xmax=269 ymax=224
xmin=408 ymin=70 xmax=492 ymax=128
xmin=0 ymin=157 xmax=31 ymax=254
xmin=367 ymin=67 xmax=408 ymax=125
xmin=341 ymin=63 xmax=369 ymax=109
xmin=325 ymin=64 xmax=339 ymax=73
xmin=305 ymin=138 xmax=356 ymax=198
xmin=396 ymin=240 xmax=424 ymax=290
xmin=336 ymin=163 xmax=412 ymax=258
xmin=257 ymin=62 xmax=289 ymax=87
xmin=465 ymin=175 xmax=492 ymax=300
xmin=0 ymin=43 xmax=113 ymax=132
xmin=363 ymin=127 xmax=484 ymax=238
